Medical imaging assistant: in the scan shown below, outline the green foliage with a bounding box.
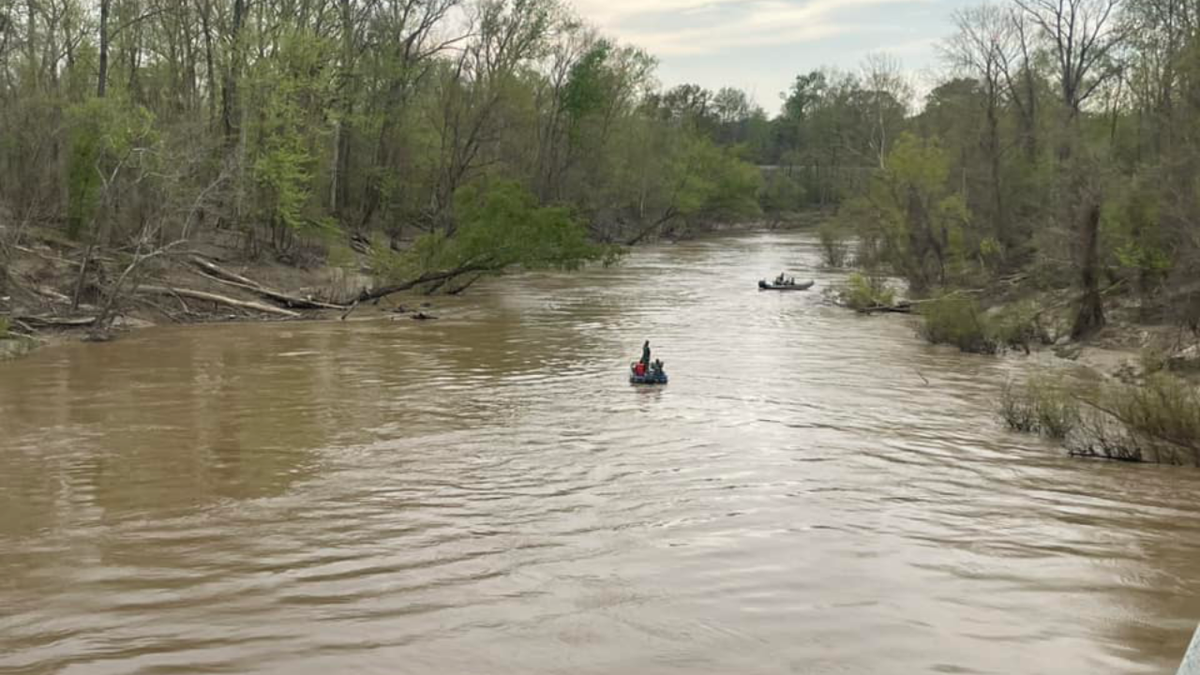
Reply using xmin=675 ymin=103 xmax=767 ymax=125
xmin=841 ymin=272 xmax=895 ymax=311
xmin=373 ymin=181 xmax=618 ymax=283
xmin=453 ymin=181 xmax=617 ymax=269
xmin=999 ymin=375 xmax=1080 ymax=439
xmin=0 ymin=317 xmax=10 ymax=338
xmin=989 ymin=301 xmax=1050 ymax=352
xmin=668 ymin=136 xmax=762 ymax=226
xmin=817 ymin=220 xmax=849 ymax=267
xmin=246 ymin=30 xmax=336 ymax=240
xmin=920 ymin=296 xmax=1049 ymax=354
xmin=1102 ymin=176 xmax=1171 ymax=293
xmin=562 ymin=41 xmax=612 ymax=125
xmin=842 ymin=133 xmax=972 ymax=290
xmin=1108 ymin=374 xmax=1200 ymax=452
xmin=918 ymin=294 xmax=997 ymax=354
xmin=760 ymin=171 xmax=804 ymax=214
xmin=65 ymin=98 xmax=156 ymax=239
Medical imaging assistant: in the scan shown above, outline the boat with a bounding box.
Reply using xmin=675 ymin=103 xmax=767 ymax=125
xmin=758 ymin=279 xmax=814 ymax=291
xmin=630 ymin=362 xmax=668 ymax=385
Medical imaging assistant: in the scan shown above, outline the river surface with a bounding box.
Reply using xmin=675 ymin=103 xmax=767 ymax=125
xmin=2 ymin=231 xmax=1200 ymax=675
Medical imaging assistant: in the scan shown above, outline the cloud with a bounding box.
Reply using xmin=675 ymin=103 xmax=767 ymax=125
xmin=566 ymin=0 xmax=937 ymax=56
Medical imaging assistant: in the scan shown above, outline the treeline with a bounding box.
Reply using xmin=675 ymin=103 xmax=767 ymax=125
xmin=798 ymin=0 xmax=1200 ymax=341
xmin=4 ymin=0 xmax=1200 ymax=328
xmin=0 ymin=0 xmax=771 ymax=292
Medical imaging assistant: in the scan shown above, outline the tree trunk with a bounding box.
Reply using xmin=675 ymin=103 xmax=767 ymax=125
xmin=97 ymin=0 xmax=110 ymax=97
xmin=987 ymin=91 xmax=1006 ymax=251
xmin=1071 ymin=202 xmax=1106 ymax=339
xmin=332 ymin=0 xmax=354 ymax=216
xmin=201 ymin=0 xmax=217 ymax=127
xmin=139 ymin=286 xmax=302 ymax=318
xmin=222 ymin=0 xmax=245 ymax=145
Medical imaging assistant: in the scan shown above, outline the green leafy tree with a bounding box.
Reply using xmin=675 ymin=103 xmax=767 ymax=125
xmin=844 ymin=133 xmax=970 ymax=291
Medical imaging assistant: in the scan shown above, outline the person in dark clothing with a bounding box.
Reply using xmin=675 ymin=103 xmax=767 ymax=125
xmin=640 ymin=340 xmax=651 ymax=367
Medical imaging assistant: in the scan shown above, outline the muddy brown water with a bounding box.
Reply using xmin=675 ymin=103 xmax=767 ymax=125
xmin=2 ymin=231 xmax=1199 ymax=675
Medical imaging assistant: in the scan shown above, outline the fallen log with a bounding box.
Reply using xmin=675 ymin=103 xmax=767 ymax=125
xmin=858 ymin=302 xmax=914 ymax=314
xmin=15 ymin=314 xmax=98 ymax=327
xmin=137 ymin=286 xmax=301 ymax=318
xmin=339 ymin=300 xmax=360 ymax=321
xmin=354 ymin=260 xmax=494 ymax=303
xmin=448 ymin=273 xmax=485 ymax=296
xmin=190 ymin=256 xmax=347 ymax=310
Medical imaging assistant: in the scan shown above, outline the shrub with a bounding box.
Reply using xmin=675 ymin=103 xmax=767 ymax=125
xmin=989 ymin=301 xmax=1050 ymax=353
xmin=1106 ymin=374 xmax=1200 ymax=465
xmin=918 ymin=294 xmax=997 ymax=354
xmin=1067 ymin=413 xmax=1146 ymax=463
xmin=999 ymin=375 xmax=1080 ymax=439
xmin=842 ymin=272 xmax=894 ymax=311
xmin=0 ymin=316 xmax=9 ymax=338
xmin=817 ymin=220 xmax=849 ymax=267
xmin=999 ymin=381 xmax=1038 ymax=433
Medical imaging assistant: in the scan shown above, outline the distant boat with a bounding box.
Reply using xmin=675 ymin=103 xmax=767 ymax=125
xmin=758 ymin=279 xmax=814 ymax=291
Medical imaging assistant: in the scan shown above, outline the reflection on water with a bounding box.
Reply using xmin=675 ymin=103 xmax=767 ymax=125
xmin=2 ymin=231 xmax=1200 ymax=675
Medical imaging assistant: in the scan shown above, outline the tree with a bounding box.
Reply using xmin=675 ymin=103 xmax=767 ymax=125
xmin=362 ymin=180 xmax=616 ymax=299
xmin=1017 ymin=0 xmax=1128 ymax=337
xmin=945 ymin=4 xmax=1021 ymax=253
xmin=1016 ymin=0 xmax=1126 ymax=141
xmin=844 ymin=133 xmax=971 ymax=291
xmin=861 ymin=53 xmax=913 ymax=169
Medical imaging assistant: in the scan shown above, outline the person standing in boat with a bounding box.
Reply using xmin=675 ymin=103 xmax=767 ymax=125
xmin=641 ymin=340 xmax=651 ymax=368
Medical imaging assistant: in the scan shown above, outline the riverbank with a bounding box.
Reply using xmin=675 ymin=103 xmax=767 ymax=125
xmin=827 ymin=263 xmax=1200 ymax=466
xmin=1 ymin=216 xmax=826 ymax=361
xmin=1 ymin=225 xmax=420 ymax=360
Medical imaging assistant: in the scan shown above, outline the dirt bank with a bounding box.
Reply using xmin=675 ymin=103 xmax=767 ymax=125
xmin=0 ymin=227 xmax=416 ymax=360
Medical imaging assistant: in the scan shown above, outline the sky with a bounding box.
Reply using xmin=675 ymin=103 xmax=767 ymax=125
xmin=564 ymin=0 xmax=969 ymax=115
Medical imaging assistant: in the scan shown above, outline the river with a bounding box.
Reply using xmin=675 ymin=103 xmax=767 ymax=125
xmin=2 ymin=230 xmax=1199 ymax=674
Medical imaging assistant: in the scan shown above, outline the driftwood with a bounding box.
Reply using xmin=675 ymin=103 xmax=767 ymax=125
xmin=448 ymin=273 xmax=485 ymax=296
xmin=190 ymin=256 xmax=346 ymax=310
xmin=858 ymin=302 xmax=914 ymax=314
xmin=354 ymin=261 xmax=494 ymax=303
xmin=137 ymin=286 xmax=301 ymax=318
xmin=15 ymin=314 xmax=98 ymax=327
xmin=91 ymin=237 xmax=189 ymax=335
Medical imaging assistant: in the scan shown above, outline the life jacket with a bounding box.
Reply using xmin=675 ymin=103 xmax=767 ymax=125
xmin=634 ymin=362 xmax=646 ymax=376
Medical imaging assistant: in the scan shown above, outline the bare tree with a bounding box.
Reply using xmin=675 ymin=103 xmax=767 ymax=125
xmin=1016 ymin=0 xmax=1126 ymax=135
xmin=860 ymin=53 xmax=912 ymax=170
xmin=1017 ymin=0 xmax=1128 ymax=338
xmin=945 ymin=3 xmax=1019 ymax=249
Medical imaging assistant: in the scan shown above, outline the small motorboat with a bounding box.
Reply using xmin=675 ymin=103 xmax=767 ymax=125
xmin=630 ymin=362 xmax=668 ymax=385
xmin=759 ymin=279 xmax=814 ymax=291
